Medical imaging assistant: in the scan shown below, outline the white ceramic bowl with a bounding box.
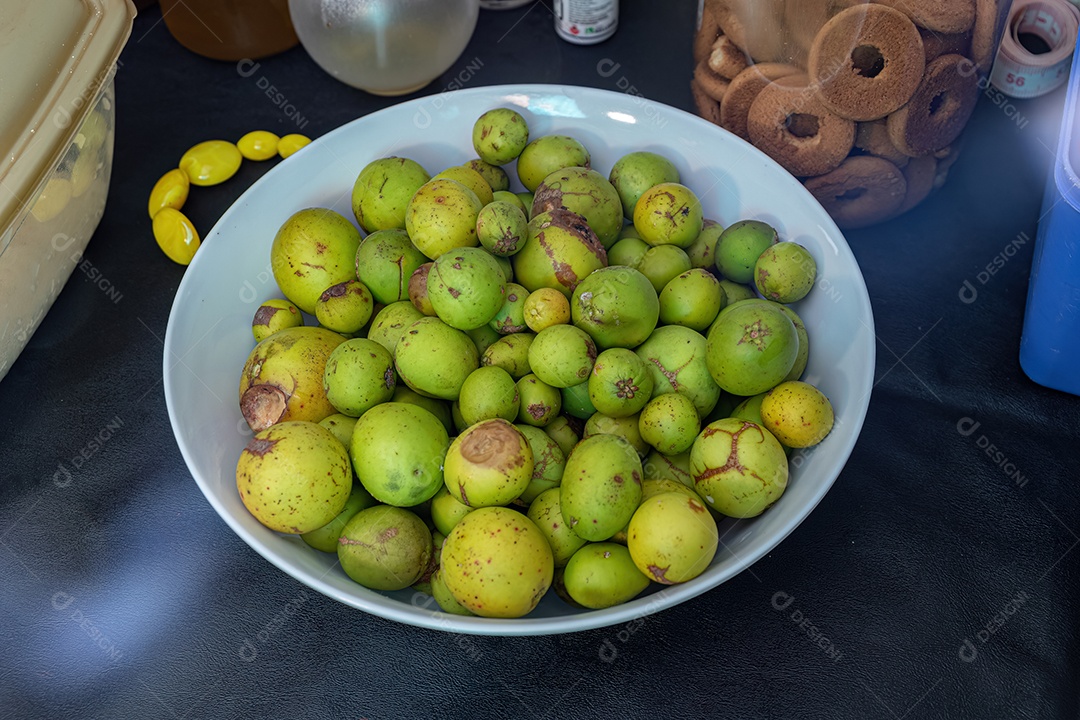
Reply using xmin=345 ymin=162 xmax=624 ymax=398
xmin=164 ymin=84 xmax=875 ymax=636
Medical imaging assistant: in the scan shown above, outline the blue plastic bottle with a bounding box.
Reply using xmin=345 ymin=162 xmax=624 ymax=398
xmin=1019 ymin=49 xmax=1080 ymax=396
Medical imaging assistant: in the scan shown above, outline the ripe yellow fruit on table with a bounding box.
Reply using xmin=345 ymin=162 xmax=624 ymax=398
xmin=153 ymin=207 xmax=201 ymax=265
xmin=278 ymin=133 xmax=311 ymax=158
xmin=237 ymin=130 xmax=280 ymax=161
xmin=147 ymin=168 xmax=190 ymax=218
xmin=179 ymin=140 xmax=242 ymax=186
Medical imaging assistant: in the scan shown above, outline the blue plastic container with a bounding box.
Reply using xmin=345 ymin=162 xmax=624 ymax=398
xmin=1020 ymin=48 xmax=1080 ymax=396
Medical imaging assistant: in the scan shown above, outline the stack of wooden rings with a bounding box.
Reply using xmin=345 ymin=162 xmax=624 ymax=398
xmin=692 ymin=0 xmax=1001 ymax=228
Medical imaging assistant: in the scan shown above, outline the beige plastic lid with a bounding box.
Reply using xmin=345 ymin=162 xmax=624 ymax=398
xmin=0 ymin=0 xmax=135 ymax=232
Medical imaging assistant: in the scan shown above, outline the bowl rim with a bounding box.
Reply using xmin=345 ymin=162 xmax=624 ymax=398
xmin=163 ymin=83 xmax=876 ymax=636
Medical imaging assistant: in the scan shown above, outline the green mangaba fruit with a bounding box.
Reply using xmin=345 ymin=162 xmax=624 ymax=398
xmin=430 ymin=486 xmax=476 ymax=537
xmin=563 ymin=542 xmax=651 ymax=608
xmin=588 ymin=348 xmax=654 ymax=418
xmin=301 ymin=484 xmax=378 ymax=553
xmin=323 ymin=338 xmax=395 ymax=417
xmin=527 ymin=487 xmax=588 ymax=567
xmin=528 ymin=324 xmax=597 ymax=388
xmin=490 ymin=283 xmax=529 ymax=334
xmin=366 ymin=301 xmax=424 ymax=359
xmin=405 ymin=178 xmax=483 ymax=260
xmin=571 ymin=266 xmax=659 ymax=350
xmin=318 ymin=413 xmax=358 ymax=447
xmin=458 ymin=366 xmax=520 ymax=426
xmin=472 ymin=108 xmax=530 ymax=166
xmin=705 ymin=301 xmax=798 ymax=396
xmin=627 ymin=492 xmax=717 ymax=584
xmin=350 ymin=402 xmax=449 ymax=506
xmin=690 ymin=418 xmax=788 ymax=517
xmin=427 ymin=246 xmax=506 ymax=331
xmin=583 ymin=412 xmax=649 ymax=458
xmin=236 ymin=421 xmax=352 ymax=534
xmin=754 ymin=241 xmax=817 ymax=303
xmin=239 ymin=326 xmax=346 ymax=431
xmin=686 ymin=219 xmax=724 ymax=269
xmin=355 ymin=228 xmax=427 ymax=304
xmin=638 ymin=244 xmax=692 ymax=293
xmin=517 ymin=374 xmax=562 ymax=426
xmin=543 ymin=415 xmax=580 ymax=457
xmin=431 ymin=568 xmax=476 ymax=615
xmin=338 ymin=506 xmax=432 ymax=591
xmin=468 ymin=323 xmax=503 ymax=355
xmin=271 ymin=208 xmax=362 ymax=314
xmin=441 ymin=506 xmax=554 ymax=618
xmin=532 ymin=167 xmax=623 ymax=249
xmin=776 ymin=304 xmax=809 ymax=382
xmin=560 ymin=434 xmax=643 ymax=541
xmin=561 ymin=381 xmax=597 ymax=419
xmin=395 ymin=317 xmax=479 ymax=400
xmin=658 ymin=269 xmax=725 ymax=332
xmin=606 ymin=236 xmax=650 ymax=269
xmin=512 ymin=208 xmax=608 ymax=297
xmin=314 ymin=280 xmax=374 ymax=335
xmin=481 ymin=332 xmax=535 ymax=379
xmin=251 ymin=298 xmax=302 ymax=342
xmin=477 ymin=201 xmax=529 ymax=257
xmin=718 ymin=278 xmax=756 ymax=304
xmin=638 ymin=392 xmax=701 ymax=455
xmin=609 ymin=150 xmax=681 ymax=220
xmin=444 ymin=419 xmax=533 ymax=507
xmin=632 ymin=182 xmax=703 ymax=248
xmin=492 ymin=189 xmax=529 ymax=215
xmin=408 ymin=262 xmax=436 ymax=316
xmin=516 ymin=135 xmax=590 ymax=192
xmin=714 ymin=219 xmax=778 ymax=284
xmin=391 ymin=385 xmax=453 ymax=434
xmin=434 ymin=165 xmax=494 ymax=206
xmin=352 ymin=156 xmax=430 ymax=233
xmin=515 ymin=424 xmax=566 ymax=504
xmin=464 ymin=158 xmax=510 ymax=192
xmin=642 ymin=450 xmax=693 ymax=487
xmin=634 ymin=325 xmax=721 ymax=417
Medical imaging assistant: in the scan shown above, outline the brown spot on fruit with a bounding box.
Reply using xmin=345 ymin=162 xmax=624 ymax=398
xmin=245 ymin=437 xmax=278 ymax=457
xmin=252 ymin=305 xmax=280 ymax=327
xmin=648 ymin=564 xmax=673 ymax=584
xmin=241 ymin=384 xmax=288 ymax=431
xmin=448 ymin=287 xmax=461 ymax=299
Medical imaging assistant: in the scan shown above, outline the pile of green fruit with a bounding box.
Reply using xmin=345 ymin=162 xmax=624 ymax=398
xmin=234 ymin=108 xmax=835 ymax=619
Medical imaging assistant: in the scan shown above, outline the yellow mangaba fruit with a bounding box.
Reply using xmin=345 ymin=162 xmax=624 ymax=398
xmin=237 ymin=130 xmax=280 ymax=161
xmin=441 ymin=506 xmax=554 ymax=618
xmin=760 ymin=380 xmax=834 ymax=448
xmin=404 ymin=178 xmax=483 ymax=260
xmin=238 ymin=326 xmax=346 ymax=431
xmin=236 ymin=421 xmax=352 ymax=534
xmin=152 ymin=207 xmax=200 ymax=265
xmin=148 ymin=168 xmax=189 ymax=218
xmin=179 ymin=140 xmax=242 ymax=186
xmin=270 ymin=207 xmax=362 ymax=314
xmin=627 ymin=491 xmax=717 ymax=584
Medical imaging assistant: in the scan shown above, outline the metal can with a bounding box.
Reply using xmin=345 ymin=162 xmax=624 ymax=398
xmin=554 ymin=0 xmax=618 ymax=44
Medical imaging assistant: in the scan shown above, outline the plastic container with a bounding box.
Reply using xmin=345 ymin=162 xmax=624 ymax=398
xmin=691 ymin=0 xmax=1012 ymax=228
xmin=1019 ymin=44 xmax=1080 ymax=396
xmin=554 ymin=0 xmax=618 ymax=44
xmin=0 ymin=0 xmax=135 ymax=382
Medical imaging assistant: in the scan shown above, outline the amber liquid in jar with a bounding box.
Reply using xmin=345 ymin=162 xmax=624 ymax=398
xmin=160 ymin=0 xmax=299 ymax=61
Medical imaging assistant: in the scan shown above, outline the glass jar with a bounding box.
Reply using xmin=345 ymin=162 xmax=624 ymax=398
xmin=692 ymin=0 xmax=1013 ymax=228
xmin=160 ymin=0 xmax=299 ymax=61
